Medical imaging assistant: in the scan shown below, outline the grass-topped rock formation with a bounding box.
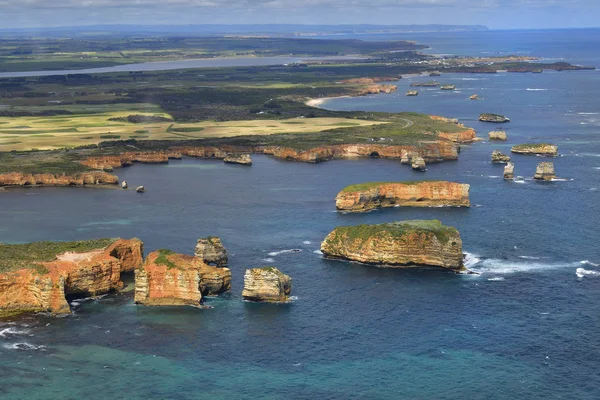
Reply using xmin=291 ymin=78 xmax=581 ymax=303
xmin=479 ymin=113 xmax=510 ymax=123
xmin=320 ymin=220 xmax=464 ymax=271
xmin=134 ymin=249 xmax=231 ymax=307
xmin=335 ymin=181 xmax=470 ymax=212
xmin=511 ymin=143 xmax=558 ymax=156
xmin=0 ymin=238 xmax=143 ymax=316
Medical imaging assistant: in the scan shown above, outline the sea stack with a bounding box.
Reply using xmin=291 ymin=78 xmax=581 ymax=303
xmin=440 ymin=85 xmax=456 ymax=90
xmin=488 ymin=131 xmax=507 ymax=141
xmin=511 ymin=144 xmax=558 ymax=156
xmin=491 ymin=150 xmax=511 ymax=163
xmin=121 ymin=181 xmax=128 ymax=189
xmin=136 ymin=186 xmax=145 ymax=193
xmin=335 ymin=181 xmax=470 ymax=212
xmin=224 ymin=154 xmax=252 ymax=166
xmin=411 ymin=156 xmax=427 ymax=171
xmin=470 ymin=94 xmax=479 ymax=100
xmin=242 ymin=267 xmax=292 ymax=303
xmin=479 ymin=113 xmax=510 ymax=123
xmin=533 ymin=162 xmax=556 ymax=180
xmin=406 ymin=90 xmax=419 ymax=96
xmin=194 ymin=237 xmax=228 ymax=267
xmin=320 ymin=220 xmax=464 ymax=271
xmin=134 ymin=250 xmax=231 ymax=306
xmin=504 ymin=162 xmax=515 ymax=180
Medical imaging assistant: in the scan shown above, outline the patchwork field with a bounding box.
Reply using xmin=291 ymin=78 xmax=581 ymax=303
xmin=0 ymin=111 xmax=385 ymax=151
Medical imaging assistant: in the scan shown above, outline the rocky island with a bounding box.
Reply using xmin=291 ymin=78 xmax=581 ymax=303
xmin=511 ymin=144 xmax=558 ymax=156
xmin=491 ymin=150 xmax=511 ymax=163
xmin=320 ymin=220 xmax=464 ymax=271
xmin=533 ymin=162 xmax=556 ymax=180
xmin=335 ymin=181 xmax=470 ymax=212
xmin=489 ymin=131 xmax=507 ymax=141
xmin=479 ymin=113 xmax=510 ymax=123
xmin=224 ymin=154 xmax=252 ymax=166
xmin=242 ymin=267 xmax=293 ymax=303
xmin=134 ymin=249 xmax=231 ymax=307
xmin=0 ymin=238 xmax=143 ymax=316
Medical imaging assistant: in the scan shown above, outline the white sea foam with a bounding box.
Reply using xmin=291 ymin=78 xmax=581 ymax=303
xmin=514 ymin=178 xmax=526 ymax=184
xmin=303 ymin=241 xmax=311 ymax=245
xmin=469 ymin=258 xmax=581 ymax=275
xmin=580 ymin=260 xmax=600 ymax=267
xmin=0 ymin=327 xmax=29 ymax=338
xmin=262 ymin=258 xmax=275 ymax=263
xmin=267 ymin=249 xmax=302 ymax=256
xmin=3 ymin=342 xmax=46 ymax=351
xmin=576 ymin=268 xmax=600 ymax=278
xmin=313 ymin=250 xmax=323 ymax=255
xmin=487 ymin=175 xmax=501 ymax=178
xmin=526 ymin=88 xmax=549 ymax=91
xmin=487 ymin=277 xmax=505 ymax=281
xmin=578 ymin=112 xmax=600 ymax=115
xmin=550 ymin=178 xmax=569 ymax=182
xmin=463 ymin=252 xmax=481 ymax=269
xmin=518 ymin=256 xmax=541 ymax=260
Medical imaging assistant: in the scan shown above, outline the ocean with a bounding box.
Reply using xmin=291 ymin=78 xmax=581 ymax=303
xmin=0 ymin=29 xmax=599 ymax=399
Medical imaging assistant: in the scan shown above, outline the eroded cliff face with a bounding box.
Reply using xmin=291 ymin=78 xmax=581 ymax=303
xmin=194 ymin=237 xmax=228 ymax=267
xmin=81 ymin=151 xmax=182 ymax=171
xmin=0 ymin=171 xmax=118 ymax=187
xmin=320 ymin=220 xmax=464 ymax=270
xmin=429 ymin=116 xmax=477 ymax=143
xmin=242 ymin=267 xmax=292 ymax=303
xmin=262 ymin=142 xmax=459 ymax=164
xmin=335 ymin=181 xmax=470 ymax=212
xmin=106 ymin=238 xmax=144 ymax=273
xmin=0 ymin=238 xmax=142 ymax=316
xmin=134 ymin=251 xmax=231 ymax=306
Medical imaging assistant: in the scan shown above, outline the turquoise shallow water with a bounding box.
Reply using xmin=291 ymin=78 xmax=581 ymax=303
xmin=0 ymin=29 xmax=599 ymax=399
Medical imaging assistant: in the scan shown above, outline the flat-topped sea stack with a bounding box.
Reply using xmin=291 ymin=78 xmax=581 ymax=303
xmin=406 ymin=90 xmax=419 ymax=96
xmin=242 ymin=267 xmax=292 ymax=303
xmin=0 ymin=238 xmax=143 ymax=316
xmin=134 ymin=250 xmax=231 ymax=307
xmin=479 ymin=113 xmax=510 ymax=123
xmin=511 ymin=143 xmax=558 ymax=156
xmin=335 ymin=181 xmax=470 ymax=212
xmin=491 ymin=150 xmax=511 ymax=163
xmin=489 ymin=131 xmax=507 ymax=141
xmin=533 ymin=162 xmax=556 ymax=180
xmin=224 ymin=154 xmax=252 ymax=166
xmin=320 ymin=220 xmax=464 ymax=271
xmin=195 ymin=237 xmax=228 ymax=267
xmin=411 ymin=81 xmax=439 ymax=87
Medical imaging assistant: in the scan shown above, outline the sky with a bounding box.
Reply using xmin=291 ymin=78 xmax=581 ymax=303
xmin=0 ymin=0 xmax=598 ymax=30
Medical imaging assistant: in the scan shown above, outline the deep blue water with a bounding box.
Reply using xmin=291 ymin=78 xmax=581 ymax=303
xmin=0 ymin=29 xmax=599 ymax=399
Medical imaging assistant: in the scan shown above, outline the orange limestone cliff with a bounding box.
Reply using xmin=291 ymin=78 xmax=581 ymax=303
xmin=320 ymin=220 xmax=464 ymax=271
xmin=81 ymin=151 xmax=182 ymax=171
xmin=134 ymin=250 xmax=231 ymax=307
xmin=0 ymin=238 xmax=144 ymax=316
xmin=430 ymin=116 xmax=477 ymax=143
xmin=0 ymin=171 xmax=118 ymax=187
xmin=335 ymin=181 xmax=470 ymax=212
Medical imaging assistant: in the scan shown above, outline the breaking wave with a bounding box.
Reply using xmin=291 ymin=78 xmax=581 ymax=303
xmin=0 ymin=327 xmax=30 ymax=338
xmin=267 ymin=249 xmax=302 ymax=256
xmin=2 ymin=343 xmax=46 ymax=351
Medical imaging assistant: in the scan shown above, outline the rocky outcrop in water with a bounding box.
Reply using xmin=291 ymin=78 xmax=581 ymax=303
xmin=0 ymin=171 xmax=118 ymax=187
xmin=320 ymin=220 xmax=464 ymax=271
xmin=134 ymin=250 xmax=231 ymax=307
xmin=195 ymin=237 xmax=228 ymax=267
xmin=406 ymin=90 xmax=419 ymax=96
xmin=440 ymin=85 xmax=456 ymax=90
xmin=479 ymin=113 xmax=510 ymax=123
xmin=533 ymin=162 xmax=556 ymax=180
xmin=121 ymin=181 xmax=128 ymax=189
xmin=411 ymin=156 xmax=427 ymax=171
xmin=0 ymin=238 xmax=142 ymax=316
xmin=335 ymin=181 xmax=470 ymax=212
xmin=504 ymin=162 xmax=515 ymax=180
xmin=503 ymin=162 xmax=515 ymax=180
xmin=489 ymin=131 xmax=507 ymax=141
xmin=491 ymin=150 xmax=511 ymax=163
xmin=224 ymin=154 xmax=252 ymax=165
xmin=242 ymin=267 xmax=292 ymax=303
xmin=511 ymin=144 xmax=558 ymax=156
xmin=136 ymin=186 xmax=145 ymax=193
